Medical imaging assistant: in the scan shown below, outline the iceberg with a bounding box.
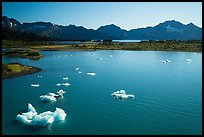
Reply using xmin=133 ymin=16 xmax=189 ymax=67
xmin=56 ymin=83 xmax=71 ymax=87
xmin=40 ymin=95 xmax=57 ymax=102
xmin=31 ymin=84 xmax=39 ymax=87
xmin=97 ymin=57 xmax=103 ymax=60
xmin=78 ymin=71 xmax=82 ymax=74
xmin=75 ymin=67 xmax=80 ymax=70
xmin=63 ymin=77 xmax=68 ymax=80
xmin=86 ymin=72 xmax=96 ymax=76
xmin=160 ymin=59 xmax=171 ymax=63
xmin=40 ymin=89 xmax=66 ymax=102
xmin=62 ymin=83 xmax=71 ymax=86
xmin=111 ymin=90 xmax=135 ymax=99
xmin=56 ymin=83 xmax=61 ymax=86
xmin=16 ymin=103 xmax=67 ymax=126
xmin=186 ymin=59 xmax=192 ymax=62
xmin=53 ymin=108 xmax=67 ymax=121
xmin=28 ymin=103 xmax=37 ymax=113
xmin=48 ymin=93 xmax=57 ymax=96
xmin=57 ymin=89 xmax=66 ymax=96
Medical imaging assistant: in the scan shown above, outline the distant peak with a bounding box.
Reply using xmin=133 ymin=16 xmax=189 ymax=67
xmin=187 ymin=23 xmax=195 ymax=26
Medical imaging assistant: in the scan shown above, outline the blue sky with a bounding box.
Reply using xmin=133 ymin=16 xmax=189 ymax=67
xmin=2 ymin=2 xmax=202 ymax=30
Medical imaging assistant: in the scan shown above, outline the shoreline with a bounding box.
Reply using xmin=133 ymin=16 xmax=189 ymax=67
xmin=2 ymin=40 xmax=202 ymax=53
xmin=2 ymin=63 xmax=42 ymax=79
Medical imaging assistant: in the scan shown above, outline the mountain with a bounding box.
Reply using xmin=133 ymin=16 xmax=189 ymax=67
xmin=2 ymin=16 xmax=202 ymax=40
xmin=2 ymin=16 xmax=114 ymax=40
xmin=97 ymin=24 xmax=128 ymax=39
xmin=96 ymin=20 xmax=202 ymax=40
xmin=2 ymin=16 xmax=23 ymax=31
xmin=128 ymin=20 xmax=202 ymax=40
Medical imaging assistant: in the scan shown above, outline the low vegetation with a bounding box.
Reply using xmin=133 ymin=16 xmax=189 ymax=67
xmin=2 ymin=62 xmax=41 ymax=79
xmin=2 ymin=39 xmax=202 ymax=53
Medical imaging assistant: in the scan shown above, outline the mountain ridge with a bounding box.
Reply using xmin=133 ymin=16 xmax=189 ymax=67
xmin=2 ymin=16 xmax=202 ymax=40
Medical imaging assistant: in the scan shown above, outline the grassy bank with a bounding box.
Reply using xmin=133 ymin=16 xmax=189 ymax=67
xmin=2 ymin=62 xmax=41 ymax=79
xmin=2 ymin=39 xmax=202 ymax=52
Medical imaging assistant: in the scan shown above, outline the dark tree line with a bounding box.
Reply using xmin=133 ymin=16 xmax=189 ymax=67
xmin=2 ymin=28 xmax=52 ymax=41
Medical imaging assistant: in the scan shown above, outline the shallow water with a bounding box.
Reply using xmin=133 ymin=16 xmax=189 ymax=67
xmin=2 ymin=50 xmax=202 ymax=135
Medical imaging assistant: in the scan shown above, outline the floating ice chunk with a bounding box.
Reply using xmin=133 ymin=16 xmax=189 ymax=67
xmin=57 ymin=83 xmax=71 ymax=86
xmin=16 ymin=104 xmax=67 ymax=126
xmin=62 ymin=83 xmax=71 ymax=86
xmin=126 ymin=95 xmax=135 ymax=98
xmin=63 ymin=77 xmax=68 ymax=80
xmin=56 ymin=83 xmax=61 ymax=86
xmin=160 ymin=59 xmax=171 ymax=63
xmin=28 ymin=103 xmax=37 ymax=113
xmin=31 ymin=115 xmax=48 ymax=126
xmin=75 ymin=68 xmax=80 ymax=70
xmin=48 ymin=93 xmax=57 ymax=96
xmin=186 ymin=59 xmax=192 ymax=62
xmin=86 ymin=72 xmax=96 ymax=76
xmin=38 ymin=111 xmax=54 ymax=124
xmin=37 ymin=76 xmax=43 ymax=78
xmin=31 ymin=84 xmax=39 ymax=87
xmin=111 ymin=90 xmax=135 ymax=99
xmin=78 ymin=71 xmax=82 ymax=74
xmin=40 ymin=90 xmax=66 ymax=102
xmin=160 ymin=60 xmax=167 ymax=63
xmin=40 ymin=95 xmax=57 ymax=102
xmin=57 ymin=89 xmax=66 ymax=96
xmin=53 ymin=108 xmax=67 ymax=121
xmin=16 ymin=114 xmax=32 ymax=124
xmin=22 ymin=111 xmax=37 ymax=120
xmin=97 ymin=58 xmax=103 ymax=60
xmin=166 ymin=59 xmax=171 ymax=63
xmin=109 ymin=55 xmax=113 ymax=57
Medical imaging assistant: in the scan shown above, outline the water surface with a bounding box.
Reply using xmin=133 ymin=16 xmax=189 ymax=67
xmin=2 ymin=50 xmax=202 ymax=135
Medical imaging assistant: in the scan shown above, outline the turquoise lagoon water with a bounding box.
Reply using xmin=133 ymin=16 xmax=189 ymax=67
xmin=2 ymin=50 xmax=202 ymax=135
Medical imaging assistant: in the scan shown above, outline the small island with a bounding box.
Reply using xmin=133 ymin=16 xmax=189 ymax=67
xmin=2 ymin=62 xmax=41 ymax=79
xmin=2 ymin=48 xmax=43 ymax=60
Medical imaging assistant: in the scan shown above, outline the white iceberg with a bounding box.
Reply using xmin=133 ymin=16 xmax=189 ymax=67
xmin=166 ymin=59 xmax=171 ymax=63
xmin=31 ymin=84 xmax=39 ymax=87
xmin=86 ymin=72 xmax=96 ymax=76
xmin=160 ymin=59 xmax=171 ymax=63
xmin=56 ymin=83 xmax=61 ymax=86
xmin=160 ymin=60 xmax=167 ymax=63
xmin=53 ymin=108 xmax=67 ymax=121
xmin=78 ymin=71 xmax=82 ymax=74
xmin=75 ymin=67 xmax=80 ymax=70
xmin=40 ymin=95 xmax=57 ymax=102
xmin=63 ymin=77 xmax=68 ymax=80
xmin=109 ymin=55 xmax=113 ymax=58
xmin=56 ymin=83 xmax=71 ymax=87
xmin=28 ymin=103 xmax=37 ymax=113
xmin=37 ymin=76 xmax=43 ymax=78
xmin=62 ymin=83 xmax=71 ymax=86
xmin=48 ymin=93 xmax=57 ymax=96
xmin=57 ymin=89 xmax=66 ymax=96
xmin=40 ymin=89 xmax=66 ymax=102
xmin=111 ymin=90 xmax=135 ymax=99
xmin=186 ymin=59 xmax=192 ymax=62
xmin=97 ymin=57 xmax=103 ymax=60
xmin=16 ymin=103 xmax=67 ymax=126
